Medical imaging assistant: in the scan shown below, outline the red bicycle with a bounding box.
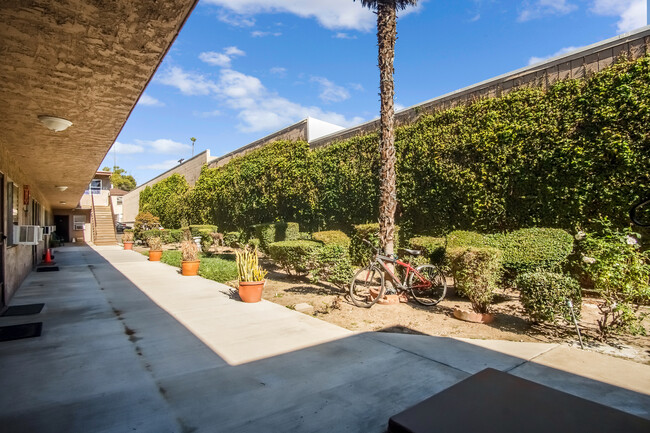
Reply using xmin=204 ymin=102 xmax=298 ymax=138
xmin=349 ymin=239 xmax=447 ymax=308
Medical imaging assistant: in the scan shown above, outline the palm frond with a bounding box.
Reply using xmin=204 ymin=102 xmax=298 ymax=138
xmin=356 ymin=0 xmax=418 ymax=10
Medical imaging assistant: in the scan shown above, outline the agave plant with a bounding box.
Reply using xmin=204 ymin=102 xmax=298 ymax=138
xmin=236 ymin=248 xmax=267 ymax=282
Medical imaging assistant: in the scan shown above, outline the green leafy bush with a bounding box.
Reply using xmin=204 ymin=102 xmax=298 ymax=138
xmin=409 ymin=236 xmax=446 ymax=265
xmin=134 ymin=212 xmax=160 ymax=240
xmin=349 ymin=223 xmax=400 ymax=265
xmin=159 ymin=229 xmax=182 ymax=244
xmin=489 ymin=228 xmax=574 ymax=276
xmin=577 ymin=219 xmax=650 ymax=337
xmin=198 ymin=228 xmax=215 ymax=253
xmin=224 ymin=231 xmax=243 ymax=247
xmin=183 ymin=225 xmax=218 ymax=237
xmin=138 ymin=229 xmax=160 ymax=243
xmin=139 ymin=174 xmax=189 ymax=229
xmin=516 ymin=271 xmax=581 ymax=324
xmin=312 ymin=230 xmax=351 ymax=248
xmin=449 ymin=247 xmax=502 ymax=313
xmin=309 ymin=244 xmax=353 ymax=287
xmin=446 ymin=231 xmax=490 ymax=249
xmin=267 ymin=240 xmax=321 ymax=274
xmin=253 ymin=222 xmax=300 ymax=251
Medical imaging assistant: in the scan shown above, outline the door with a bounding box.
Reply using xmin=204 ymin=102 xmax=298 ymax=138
xmin=0 ymin=173 xmax=5 ymax=309
xmin=55 ymin=215 xmax=69 ymax=242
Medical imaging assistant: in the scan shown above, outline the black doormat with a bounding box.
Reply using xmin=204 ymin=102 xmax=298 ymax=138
xmin=1 ymin=303 xmax=44 ymax=317
xmin=0 ymin=322 xmax=43 ymax=342
xmin=36 ymin=266 xmax=59 ymax=272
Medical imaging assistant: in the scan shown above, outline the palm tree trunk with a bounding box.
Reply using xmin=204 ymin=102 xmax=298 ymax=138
xmin=377 ymin=2 xmax=397 ymax=261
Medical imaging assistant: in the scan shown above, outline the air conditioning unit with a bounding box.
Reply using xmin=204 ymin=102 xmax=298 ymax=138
xmin=14 ymin=225 xmax=41 ymax=245
xmin=41 ymin=226 xmax=55 ymax=235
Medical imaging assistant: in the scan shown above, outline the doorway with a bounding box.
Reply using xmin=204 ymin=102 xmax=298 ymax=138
xmin=54 ymin=215 xmax=69 ymax=243
xmin=0 ymin=172 xmax=5 ymax=309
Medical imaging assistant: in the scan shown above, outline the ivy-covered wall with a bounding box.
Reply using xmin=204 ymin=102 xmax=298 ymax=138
xmin=142 ymin=56 xmax=650 ymax=237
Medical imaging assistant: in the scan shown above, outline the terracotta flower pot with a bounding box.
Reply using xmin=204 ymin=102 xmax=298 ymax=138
xmin=453 ymin=308 xmax=495 ymax=324
xmin=238 ymin=280 xmax=265 ymax=303
xmin=181 ymin=260 xmax=200 ymax=276
xmin=149 ymin=250 xmax=162 ymax=261
xmin=123 ymin=241 xmax=134 ymax=250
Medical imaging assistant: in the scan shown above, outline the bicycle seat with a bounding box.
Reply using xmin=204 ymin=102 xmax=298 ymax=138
xmin=402 ymin=248 xmax=422 ymax=256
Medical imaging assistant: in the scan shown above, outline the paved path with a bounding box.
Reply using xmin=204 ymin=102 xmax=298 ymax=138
xmin=0 ymin=245 xmax=648 ymax=432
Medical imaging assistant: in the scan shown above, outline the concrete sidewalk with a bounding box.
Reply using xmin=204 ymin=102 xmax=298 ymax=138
xmin=0 ymin=245 xmax=648 ymax=432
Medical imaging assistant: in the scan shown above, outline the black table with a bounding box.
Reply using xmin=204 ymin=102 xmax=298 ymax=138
xmin=388 ymin=368 xmax=650 ymax=433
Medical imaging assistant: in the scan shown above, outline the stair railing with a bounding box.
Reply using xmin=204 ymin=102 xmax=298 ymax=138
xmin=90 ymin=192 xmax=97 ymax=244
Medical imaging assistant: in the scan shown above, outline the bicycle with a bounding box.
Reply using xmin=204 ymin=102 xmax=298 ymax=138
xmin=349 ymin=239 xmax=447 ymax=308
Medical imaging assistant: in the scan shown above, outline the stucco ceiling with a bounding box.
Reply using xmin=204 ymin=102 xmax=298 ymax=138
xmin=0 ymin=0 xmax=197 ymax=209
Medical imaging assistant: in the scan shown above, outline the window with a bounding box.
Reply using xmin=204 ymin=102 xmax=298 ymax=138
xmin=73 ymin=215 xmax=86 ymax=231
xmin=85 ymin=179 xmax=101 ymax=195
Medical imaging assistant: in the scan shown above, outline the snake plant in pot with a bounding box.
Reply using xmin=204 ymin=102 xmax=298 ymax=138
xmin=236 ymin=248 xmax=267 ymax=303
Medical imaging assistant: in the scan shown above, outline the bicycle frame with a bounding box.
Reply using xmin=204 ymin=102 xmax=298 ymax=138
xmin=373 ymin=254 xmax=430 ymax=292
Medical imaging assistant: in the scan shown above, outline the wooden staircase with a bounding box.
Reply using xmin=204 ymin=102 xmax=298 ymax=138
xmin=93 ymin=206 xmax=117 ymax=246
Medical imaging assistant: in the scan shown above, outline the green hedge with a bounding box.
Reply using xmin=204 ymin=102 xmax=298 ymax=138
xmin=139 ymin=174 xmax=189 ymax=229
xmin=181 ymin=225 xmax=219 ymax=237
xmin=140 ymin=56 xmax=650 ymax=244
xmin=311 ymin=230 xmax=350 ymax=248
xmin=267 ymin=240 xmax=321 ymax=274
xmin=408 ymin=236 xmax=445 ymax=265
xmin=449 ymin=247 xmax=503 ymax=313
xmin=349 ymin=223 xmax=400 ymax=265
xmin=309 ymin=244 xmax=353 ymax=287
xmin=253 ymin=222 xmax=300 ymax=251
xmin=517 ymin=271 xmax=581 ymax=324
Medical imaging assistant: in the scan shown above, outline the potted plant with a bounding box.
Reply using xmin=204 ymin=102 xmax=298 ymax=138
xmin=122 ymin=230 xmax=134 ymax=250
xmin=236 ymin=248 xmax=267 ymax=303
xmin=148 ymin=236 xmax=163 ymax=261
xmin=181 ymin=239 xmax=200 ymax=276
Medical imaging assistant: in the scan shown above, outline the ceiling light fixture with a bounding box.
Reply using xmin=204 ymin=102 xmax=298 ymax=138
xmin=55 ymin=186 xmax=68 ymax=191
xmin=38 ymin=115 xmax=72 ymax=132
xmin=59 ymin=201 xmax=67 ymax=205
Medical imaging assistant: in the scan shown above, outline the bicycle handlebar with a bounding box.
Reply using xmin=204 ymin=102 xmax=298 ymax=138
xmin=630 ymin=198 xmax=650 ymax=227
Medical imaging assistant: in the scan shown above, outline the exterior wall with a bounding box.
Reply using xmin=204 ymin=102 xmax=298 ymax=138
xmin=310 ymin=26 xmax=650 ymax=148
xmin=79 ymin=173 xmax=112 ymax=208
xmin=111 ymin=195 xmax=124 ymax=222
xmin=53 ymin=209 xmax=91 ymax=243
xmin=1 ymin=146 xmax=50 ymax=304
xmin=122 ymin=150 xmax=216 ymax=225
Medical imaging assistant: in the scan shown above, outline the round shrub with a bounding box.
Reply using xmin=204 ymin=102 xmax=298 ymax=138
xmin=446 ymin=231 xmax=490 ymax=249
xmin=267 ymin=240 xmax=321 ymax=274
xmin=489 ymin=228 xmax=574 ymax=276
xmin=349 ymin=223 xmax=400 ymax=265
xmin=516 ymin=271 xmax=581 ymax=324
xmin=409 ymin=236 xmax=445 ymax=265
xmin=223 ymin=231 xmax=243 ymax=247
xmin=312 ymin=230 xmax=351 ymax=248
xmin=253 ymin=222 xmax=300 ymax=251
xmin=449 ymin=247 xmax=502 ymax=313
xmin=309 ymin=244 xmax=353 ymax=287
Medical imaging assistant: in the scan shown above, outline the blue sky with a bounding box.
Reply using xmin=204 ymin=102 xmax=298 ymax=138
xmin=102 ymin=0 xmax=648 ymax=185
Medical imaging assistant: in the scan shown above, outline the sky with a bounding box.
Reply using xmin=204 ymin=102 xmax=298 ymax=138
xmin=101 ymin=0 xmax=648 ymax=186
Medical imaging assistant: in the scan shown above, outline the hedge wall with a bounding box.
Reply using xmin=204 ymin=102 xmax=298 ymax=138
xmin=140 ymin=55 xmax=650 ymax=239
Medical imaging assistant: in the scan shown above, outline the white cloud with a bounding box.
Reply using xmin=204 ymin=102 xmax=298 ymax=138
xmin=334 ymin=32 xmax=357 ymax=39
xmin=217 ymin=11 xmax=256 ymax=27
xmin=591 ymin=0 xmax=646 ymax=33
xmin=196 ymin=109 xmax=222 ymax=118
xmin=251 ymin=30 xmax=282 ymax=37
xmin=311 ymin=76 xmax=350 ymax=103
xmin=528 ymin=46 xmax=579 ymax=65
xmin=138 ymin=160 xmax=180 ymax=170
xmin=157 ymin=64 xmax=363 ymax=132
xmin=136 ymin=139 xmax=191 ymax=154
xmin=270 ymin=66 xmax=287 ymax=77
xmin=112 ymin=141 xmax=145 ymax=154
xmin=394 ymin=103 xmax=407 ymax=112
xmin=518 ymin=0 xmax=577 ymax=22
xmin=203 ymin=0 xmax=421 ymax=31
xmin=199 ymin=46 xmax=245 ymax=68
xmin=156 ymin=67 xmax=218 ymax=95
xmin=138 ymin=93 xmax=164 ymax=106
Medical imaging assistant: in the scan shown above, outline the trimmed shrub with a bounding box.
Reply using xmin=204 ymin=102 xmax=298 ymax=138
xmin=489 ymin=228 xmax=574 ymax=276
xmin=349 ymin=223 xmax=400 ymax=265
xmin=298 ymin=232 xmax=312 ymax=240
xmin=159 ymin=229 xmax=182 ymax=244
xmin=516 ymin=271 xmax=581 ymax=324
xmin=268 ymin=240 xmax=321 ymax=274
xmin=312 ymin=230 xmax=351 ymax=248
xmin=247 ymin=238 xmax=261 ymax=250
xmin=446 ymin=231 xmax=490 ymax=249
xmin=224 ymin=231 xmax=242 ymax=247
xmin=449 ymin=247 xmax=502 ymax=313
xmin=309 ymin=244 xmax=353 ymax=287
xmin=409 ymin=236 xmax=446 ymax=265
xmin=138 ymin=229 xmax=160 ymax=243
xmin=134 ymin=212 xmax=160 ymax=240
xmin=183 ymin=225 xmax=218 ymax=237
xmin=253 ymin=222 xmax=300 ymax=251
xmin=198 ymin=228 xmax=215 ymax=253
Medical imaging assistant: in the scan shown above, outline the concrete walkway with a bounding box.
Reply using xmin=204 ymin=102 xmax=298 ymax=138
xmin=1 ymin=245 xmax=648 ymax=432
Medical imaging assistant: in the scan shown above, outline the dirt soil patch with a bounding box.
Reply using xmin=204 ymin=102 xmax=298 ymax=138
xmin=255 ymin=259 xmax=650 ymax=365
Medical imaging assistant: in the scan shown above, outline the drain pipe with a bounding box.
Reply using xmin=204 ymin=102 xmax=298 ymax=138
xmin=567 ymin=299 xmax=584 ymax=349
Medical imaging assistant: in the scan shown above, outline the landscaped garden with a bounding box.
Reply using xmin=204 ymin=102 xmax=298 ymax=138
xmin=128 ymin=54 xmax=650 ymax=364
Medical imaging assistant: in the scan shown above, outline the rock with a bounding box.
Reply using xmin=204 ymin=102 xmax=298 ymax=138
xmin=294 ymin=303 xmax=314 ymax=314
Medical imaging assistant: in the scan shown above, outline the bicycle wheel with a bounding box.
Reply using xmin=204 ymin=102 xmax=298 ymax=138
xmin=349 ymin=264 xmax=385 ymax=308
xmin=408 ymin=264 xmax=446 ymax=306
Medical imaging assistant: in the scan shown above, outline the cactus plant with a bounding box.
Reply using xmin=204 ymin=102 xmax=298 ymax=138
xmin=236 ymin=248 xmax=267 ymax=282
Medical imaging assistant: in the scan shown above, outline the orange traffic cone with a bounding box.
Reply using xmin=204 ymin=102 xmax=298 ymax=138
xmin=43 ymin=248 xmax=53 ymax=265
